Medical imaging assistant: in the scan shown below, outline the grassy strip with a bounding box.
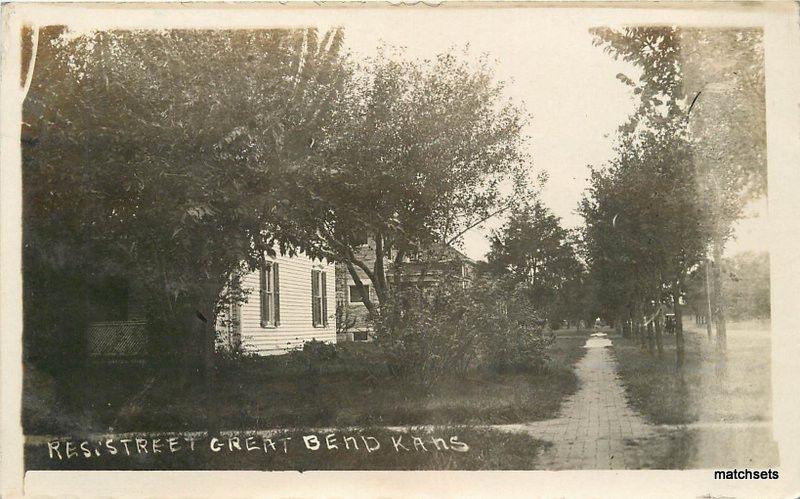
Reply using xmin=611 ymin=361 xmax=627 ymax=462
xmin=24 ymin=330 xmax=589 ymax=435
xmin=25 ymin=427 xmax=549 ymax=470
xmin=609 ymin=333 xmax=700 ymax=425
xmin=609 ymin=324 xmax=772 ymax=426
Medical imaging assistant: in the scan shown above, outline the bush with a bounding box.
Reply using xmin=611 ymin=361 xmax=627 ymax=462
xmin=300 ymin=339 xmax=338 ymax=362
xmin=280 ymin=339 xmax=340 ymax=386
xmin=372 ymin=280 xmax=480 ymax=388
xmin=371 ymin=275 xmax=552 ymax=387
xmin=471 ymin=280 xmax=552 ymax=374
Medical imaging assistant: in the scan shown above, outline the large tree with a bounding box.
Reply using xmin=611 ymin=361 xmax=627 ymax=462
xmin=292 ymin=47 xmax=531 ymax=315
xmin=487 ymin=199 xmax=582 ymax=326
xmin=580 ymin=112 xmax=706 ymax=365
xmin=685 ymin=251 xmax=770 ymax=323
xmin=23 ymin=27 xmax=348 ymax=379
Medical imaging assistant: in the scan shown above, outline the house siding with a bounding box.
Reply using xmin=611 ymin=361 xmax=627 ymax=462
xmin=335 ymin=262 xmax=377 ymax=334
xmin=334 ymin=241 xmax=476 ymax=338
xmin=234 ymin=254 xmax=336 ymax=355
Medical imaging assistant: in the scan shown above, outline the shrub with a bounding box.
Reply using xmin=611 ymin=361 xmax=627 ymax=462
xmin=372 ymin=280 xmax=481 ymax=389
xmin=335 ymin=302 xmax=358 ymax=334
xmin=469 ymin=279 xmax=552 ymax=374
xmin=282 ymin=339 xmax=340 ymax=385
xmin=300 ymin=339 xmax=338 ymax=362
xmin=371 ymin=275 xmax=552 ymax=387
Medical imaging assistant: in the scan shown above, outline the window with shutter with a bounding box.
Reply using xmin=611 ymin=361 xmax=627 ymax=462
xmin=273 ymin=263 xmax=280 ymax=326
xmin=311 ymin=269 xmax=326 ymax=327
xmin=321 ymin=271 xmax=328 ymax=327
xmin=311 ymin=270 xmax=318 ymax=326
xmin=260 ymin=262 xmax=277 ymax=328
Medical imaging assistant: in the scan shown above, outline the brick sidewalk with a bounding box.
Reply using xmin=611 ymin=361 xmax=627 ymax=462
xmin=497 ymin=332 xmax=667 ymax=469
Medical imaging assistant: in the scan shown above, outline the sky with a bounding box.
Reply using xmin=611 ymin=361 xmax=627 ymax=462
xmin=338 ymin=12 xmax=769 ymax=261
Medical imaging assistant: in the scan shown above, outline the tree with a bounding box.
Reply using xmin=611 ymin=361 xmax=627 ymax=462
xmin=680 ymin=29 xmax=766 ymax=350
xmin=591 ymin=27 xmax=767 ymax=352
xmin=23 ymin=27 xmax=349 ymax=382
xmin=291 ymin=47 xmax=531 ymax=315
xmin=580 ymin=109 xmax=705 ymax=365
xmin=487 ymin=199 xmax=583 ymax=326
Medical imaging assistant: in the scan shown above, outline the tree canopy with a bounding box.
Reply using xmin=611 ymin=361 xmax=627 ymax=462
xmin=587 ymin=26 xmax=766 ymax=353
xmin=23 ymin=27 xmax=349 ymax=369
xmin=487 ymin=199 xmax=584 ymax=326
xmin=293 ymin=47 xmax=531 ymax=312
xmin=23 ymin=29 xmax=533 ymax=372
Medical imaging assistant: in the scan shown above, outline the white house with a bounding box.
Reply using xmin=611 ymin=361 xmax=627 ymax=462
xmin=219 ymin=253 xmax=336 ymax=356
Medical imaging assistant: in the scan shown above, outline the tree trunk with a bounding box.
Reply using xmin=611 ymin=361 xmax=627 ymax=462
xmin=673 ymin=291 xmax=685 ymax=368
xmin=191 ymin=281 xmax=224 ymax=429
xmin=646 ymin=318 xmax=655 ymax=355
xmin=635 ymin=305 xmax=646 ymax=349
xmin=200 ymin=300 xmax=217 ymax=388
xmin=373 ymin=233 xmax=388 ymax=303
xmin=206 ymin=305 xmax=221 ymax=429
xmin=654 ymin=307 xmax=664 ymax=356
xmin=187 ymin=302 xmax=210 ymax=358
xmin=711 ymin=241 xmax=727 ymax=352
xmin=345 ymin=260 xmax=377 ymax=316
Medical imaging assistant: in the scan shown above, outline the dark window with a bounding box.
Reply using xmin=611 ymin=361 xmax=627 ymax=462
xmin=260 ymin=262 xmax=280 ymax=327
xmin=312 ymin=269 xmax=328 ymax=327
xmin=349 ymin=284 xmax=370 ymax=303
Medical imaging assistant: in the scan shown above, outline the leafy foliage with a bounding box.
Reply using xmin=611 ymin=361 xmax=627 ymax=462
xmin=487 ymin=199 xmax=586 ymax=327
xmin=585 ymin=26 xmax=766 ymax=352
xmin=372 ymin=274 xmax=552 ymax=387
xmin=685 ymin=251 xmax=770 ymax=321
xmin=372 ymin=281 xmax=482 ymax=388
xmin=294 ymin=46 xmax=532 ymax=312
xmin=23 ymin=27 xmax=349 ymax=368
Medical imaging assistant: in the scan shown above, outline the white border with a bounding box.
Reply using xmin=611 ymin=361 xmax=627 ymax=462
xmin=2 ymin=2 xmax=799 ymax=498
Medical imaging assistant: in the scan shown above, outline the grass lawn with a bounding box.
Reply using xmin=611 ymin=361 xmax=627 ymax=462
xmin=610 ymin=319 xmax=772 ymax=426
xmin=25 ymin=426 xmax=550 ymax=470
xmin=24 ymin=329 xmax=590 ymax=436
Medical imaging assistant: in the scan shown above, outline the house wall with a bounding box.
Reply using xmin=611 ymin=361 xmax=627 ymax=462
xmin=335 ymin=262 xmax=376 ymax=335
xmin=232 ymin=254 xmax=336 ymax=356
xmin=333 ymin=241 xmax=477 ymax=338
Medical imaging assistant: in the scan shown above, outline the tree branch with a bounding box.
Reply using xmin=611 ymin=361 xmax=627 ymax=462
xmin=445 ymin=199 xmax=516 ymax=246
xmin=344 ymin=260 xmax=376 ymax=316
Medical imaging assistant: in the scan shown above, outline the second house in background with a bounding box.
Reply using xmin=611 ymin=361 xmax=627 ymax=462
xmin=335 ymin=239 xmax=476 ymax=341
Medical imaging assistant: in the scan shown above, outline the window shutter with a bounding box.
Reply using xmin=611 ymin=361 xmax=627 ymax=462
xmin=321 ymin=272 xmax=328 ymax=327
xmin=260 ymin=266 xmax=267 ymax=327
xmin=273 ymin=263 xmax=280 ymax=326
xmin=311 ymin=270 xmax=318 ymax=326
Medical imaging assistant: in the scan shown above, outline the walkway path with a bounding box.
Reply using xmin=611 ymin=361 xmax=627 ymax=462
xmin=496 ymin=332 xmax=670 ymax=469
